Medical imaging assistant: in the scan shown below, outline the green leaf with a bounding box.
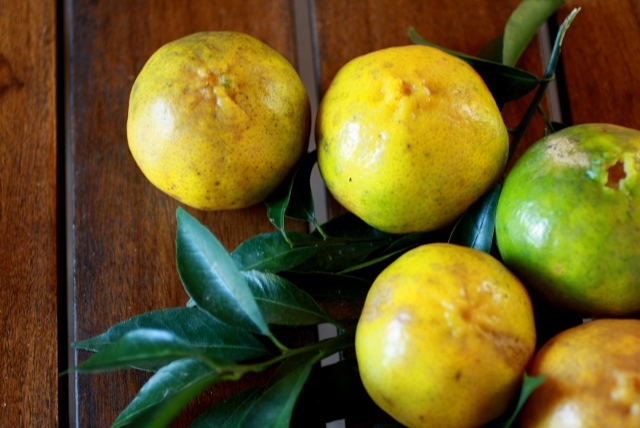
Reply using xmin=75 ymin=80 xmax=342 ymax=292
xmin=313 ymin=212 xmax=392 ymax=239
xmin=265 ymin=150 xmax=319 ymax=237
xmin=72 ymin=307 xmax=270 ymax=363
xmin=381 ymin=230 xmax=447 ymax=255
xmin=176 ymin=207 xmax=270 ymax=336
xmin=483 ymin=373 xmax=545 ymax=428
xmin=191 ymin=331 xmax=356 ymax=427
xmin=239 ymin=332 xmax=356 ymax=427
xmin=279 ymin=271 xmax=372 ymax=300
xmin=477 ymin=33 xmax=504 ymax=63
xmin=231 ymin=232 xmax=319 ymax=272
xmin=112 ymin=358 xmax=222 ymax=428
xmin=239 ymin=353 xmax=318 ymax=428
xmin=243 ymin=270 xmax=337 ymax=326
xmin=292 ymin=239 xmax=391 ymax=273
xmin=73 ymin=329 xmax=208 ymax=373
xmin=189 ymin=387 xmax=262 ymax=427
xmin=408 ymin=27 xmax=548 ymax=107
xmin=449 ymin=184 xmax=502 ymax=253
xmin=502 ymin=0 xmax=564 ymax=67
xmin=506 ymin=7 xmax=581 ymax=163
xmin=292 ymin=359 xmax=386 ymax=424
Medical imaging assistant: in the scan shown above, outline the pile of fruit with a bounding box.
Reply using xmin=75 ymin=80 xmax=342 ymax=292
xmin=68 ymin=2 xmax=640 ymax=428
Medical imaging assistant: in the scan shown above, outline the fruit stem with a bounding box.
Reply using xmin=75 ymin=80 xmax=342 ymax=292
xmin=506 ymin=7 xmax=581 ymax=169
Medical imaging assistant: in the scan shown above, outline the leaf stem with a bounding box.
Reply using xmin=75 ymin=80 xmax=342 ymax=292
xmin=506 ymin=7 xmax=581 ymax=167
xmin=219 ymin=327 xmax=356 ymax=381
xmin=312 ymin=218 xmax=329 ymax=240
xmin=266 ymin=331 xmax=291 ymax=353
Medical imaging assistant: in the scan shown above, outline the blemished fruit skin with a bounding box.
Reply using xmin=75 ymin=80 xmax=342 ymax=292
xmin=316 ymin=44 xmax=508 ymax=234
xmin=520 ymin=318 xmax=640 ymax=428
xmin=355 ymin=243 xmax=536 ymax=428
xmin=127 ymin=31 xmax=310 ymax=210
xmin=495 ymin=123 xmax=640 ymax=317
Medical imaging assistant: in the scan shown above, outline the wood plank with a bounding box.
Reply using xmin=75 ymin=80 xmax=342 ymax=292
xmin=66 ymin=1 xmax=308 ymax=426
xmin=0 ymin=0 xmax=59 ymax=426
xmin=557 ymin=0 xmax=640 ymax=128
xmin=312 ymin=0 xmax=548 ymax=214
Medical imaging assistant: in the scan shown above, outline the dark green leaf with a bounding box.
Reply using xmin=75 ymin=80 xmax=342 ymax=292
xmin=381 ymin=230 xmax=448 ymax=255
xmin=240 ymin=331 xmax=356 ymax=428
xmin=265 ymin=150 xmax=318 ymax=236
xmin=231 ymin=232 xmax=319 ymax=272
xmin=73 ymin=329 xmax=208 ymax=373
xmin=292 ymin=359 xmax=388 ymax=425
xmin=112 ymin=358 xmax=222 ymax=428
xmin=191 ymin=331 xmax=355 ymax=428
xmin=449 ymin=185 xmax=502 ymax=253
xmin=292 ymin=239 xmax=391 ymax=273
xmin=176 ymin=207 xmax=269 ymax=336
xmin=282 ymin=150 xmax=319 ymax=222
xmin=242 ymin=270 xmax=336 ymax=326
xmin=502 ymin=0 xmax=564 ymax=67
xmin=483 ymin=373 xmax=545 ymax=428
xmin=545 ymin=121 xmax=570 ymax=135
xmin=189 ymin=387 xmax=262 ymax=427
xmin=72 ymin=307 xmax=270 ymax=363
xmin=408 ymin=27 xmax=548 ymax=106
xmin=477 ymin=33 xmax=504 ymax=63
xmin=279 ymin=271 xmax=372 ymax=300
xmin=313 ymin=212 xmax=393 ymax=239
xmin=239 ymin=353 xmax=318 ymax=428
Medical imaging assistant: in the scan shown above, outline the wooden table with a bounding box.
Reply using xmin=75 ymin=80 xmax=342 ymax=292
xmin=2 ymin=0 xmax=639 ymax=426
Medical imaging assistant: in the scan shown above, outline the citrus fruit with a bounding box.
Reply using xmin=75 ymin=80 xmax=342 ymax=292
xmin=495 ymin=123 xmax=640 ymax=317
xmin=520 ymin=318 xmax=640 ymax=427
xmin=316 ymin=44 xmax=508 ymax=234
xmin=355 ymin=243 xmax=536 ymax=427
xmin=127 ymin=31 xmax=311 ymax=210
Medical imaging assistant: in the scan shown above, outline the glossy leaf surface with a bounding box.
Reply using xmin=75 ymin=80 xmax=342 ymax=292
xmin=265 ymin=150 xmax=318 ymax=236
xmin=243 ymin=270 xmax=336 ymax=326
xmin=73 ymin=329 xmax=210 ymax=372
xmin=231 ymin=231 xmax=319 ymax=272
xmin=449 ymin=184 xmax=502 ymax=253
xmin=112 ymin=358 xmax=221 ymax=428
xmin=72 ymin=307 xmax=270 ymax=363
xmin=176 ymin=207 xmax=270 ymax=336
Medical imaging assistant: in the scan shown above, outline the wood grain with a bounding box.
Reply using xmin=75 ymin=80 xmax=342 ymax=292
xmin=66 ymin=1 xmax=309 ymax=426
xmin=557 ymin=0 xmax=640 ymax=128
xmin=0 ymin=0 xmax=59 ymax=426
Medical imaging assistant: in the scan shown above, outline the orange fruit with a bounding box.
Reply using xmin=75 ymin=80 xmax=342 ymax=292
xmin=355 ymin=243 xmax=536 ymax=427
xmin=520 ymin=318 xmax=640 ymax=427
xmin=127 ymin=31 xmax=311 ymax=210
xmin=495 ymin=123 xmax=640 ymax=317
xmin=316 ymin=45 xmax=508 ymax=234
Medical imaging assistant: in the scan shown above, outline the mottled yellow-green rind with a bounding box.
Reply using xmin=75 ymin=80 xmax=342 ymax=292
xmin=316 ymin=45 xmax=508 ymax=234
xmin=496 ymin=123 xmax=640 ymax=316
xmin=127 ymin=32 xmax=310 ymax=210
xmin=356 ymin=243 xmax=536 ymax=428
